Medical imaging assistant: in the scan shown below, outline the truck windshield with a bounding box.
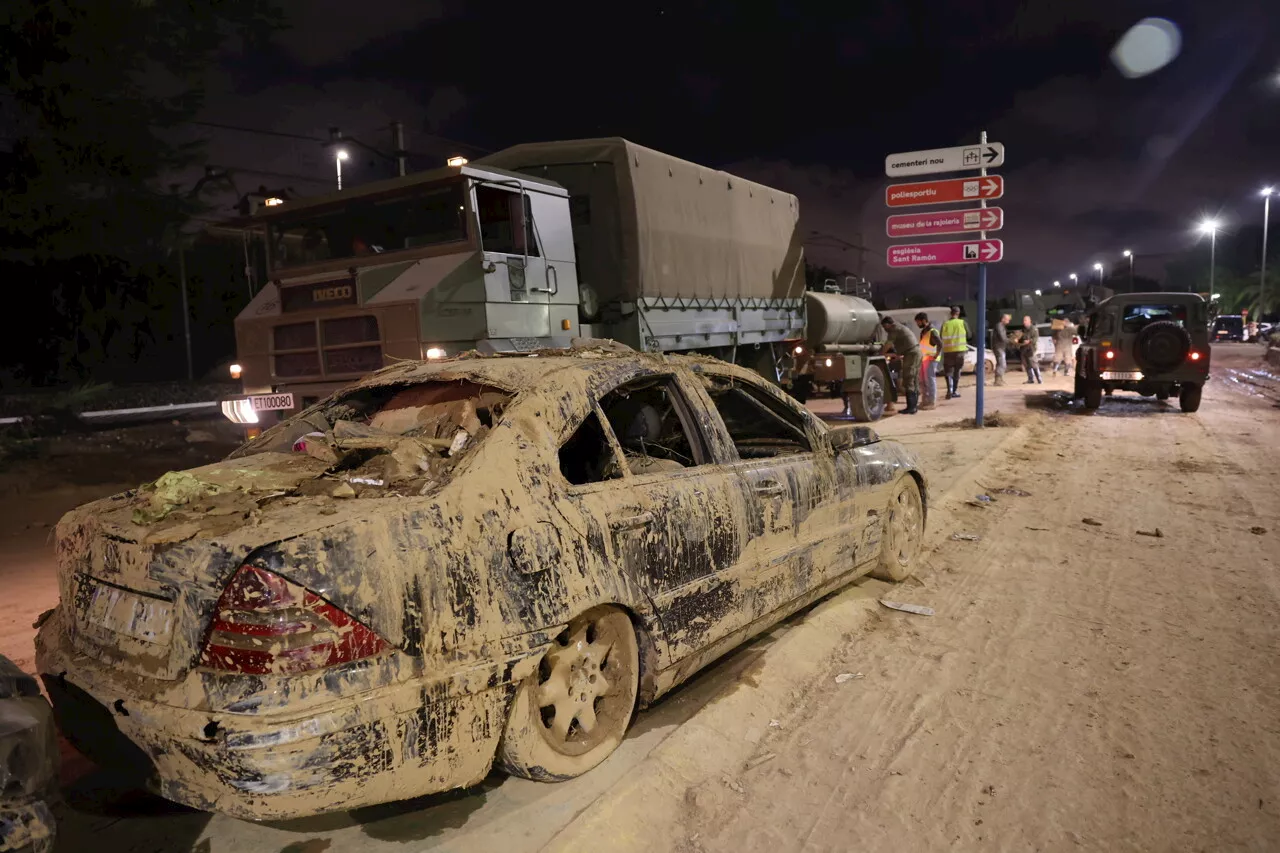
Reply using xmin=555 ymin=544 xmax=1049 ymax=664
xmin=268 ymin=178 xmax=469 ymax=271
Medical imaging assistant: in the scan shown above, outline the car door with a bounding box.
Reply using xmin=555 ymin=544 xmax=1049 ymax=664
xmin=688 ymin=367 xmax=865 ymax=624
xmin=555 ymin=370 xmax=759 ymax=668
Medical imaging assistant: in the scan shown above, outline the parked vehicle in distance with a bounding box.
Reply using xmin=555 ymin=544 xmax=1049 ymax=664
xmin=36 ymin=345 xmax=928 ymax=821
xmin=1213 ymin=314 xmax=1244 ymax=342
xmin=1073 ymin=293 xmax=1211 ymax=412
xmin=0 ymin=654 xmax=57 ymax=853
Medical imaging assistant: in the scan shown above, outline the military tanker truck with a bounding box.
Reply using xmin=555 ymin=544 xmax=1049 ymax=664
xmin=221 ymin=138 xmax=895 ymax=427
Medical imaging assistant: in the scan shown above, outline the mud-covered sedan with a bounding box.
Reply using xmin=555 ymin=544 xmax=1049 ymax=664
xmin=36 ymin=346 xmax=927 ymax=820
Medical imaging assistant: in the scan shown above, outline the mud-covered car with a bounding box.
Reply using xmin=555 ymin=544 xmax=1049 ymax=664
xmin=0 ymin=656 xmax=57 ymax=853
xmin=35 ymin=346 xmax=927 ymax=820
xmin=1073 ymin=293 xmax=1211 ymax=412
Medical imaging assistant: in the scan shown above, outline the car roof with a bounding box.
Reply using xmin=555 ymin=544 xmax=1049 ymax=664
xmin=345 ymin=347 xmax=755 ymax=394
xmin=1092 ymin=292 xmax=1205 ymax=311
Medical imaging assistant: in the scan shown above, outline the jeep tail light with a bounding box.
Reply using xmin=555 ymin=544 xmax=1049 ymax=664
xmin=1104 ymin=350 xmax=1116 ymax=360
xmin=1189 ymin=351 xmax=1202 ymax=361
xmin=200 ymin=564 xmax=389 ymax=675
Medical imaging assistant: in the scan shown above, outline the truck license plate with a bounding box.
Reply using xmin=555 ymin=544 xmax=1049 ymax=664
xmin=1101 ymin=371 xmax=1142 ymax=380
xmin=249 ymin=393 xmax=295 ymax=411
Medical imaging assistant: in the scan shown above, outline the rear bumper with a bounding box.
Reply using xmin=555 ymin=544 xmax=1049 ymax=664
xmin=35 ymin=609 xmax=524 ymax=821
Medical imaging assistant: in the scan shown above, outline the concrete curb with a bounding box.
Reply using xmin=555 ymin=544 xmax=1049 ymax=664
xmin=541 ymin=420 xmax=1039 ymax=853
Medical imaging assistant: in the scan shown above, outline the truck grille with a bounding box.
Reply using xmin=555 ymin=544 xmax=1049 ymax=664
xmin=272 ymin=316 xmax=383 ymax=379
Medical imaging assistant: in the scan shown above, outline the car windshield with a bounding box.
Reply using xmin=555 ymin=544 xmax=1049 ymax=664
xmin=229 ymin=379 xmax=514 ymax=491
xmin=268 ymin=178 xmax=469 ymax=271
xmin=1121 ymin=303 xmax=1188 ymax=333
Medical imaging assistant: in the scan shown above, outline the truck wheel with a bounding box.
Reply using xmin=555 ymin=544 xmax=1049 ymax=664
xmin=1179 ymin=382 xmax=1202 ymax=413
xmin=849 ymin=364 xmax=888 ymax=421
xmin=1083 ymin=382 xmax=1103 ymax=410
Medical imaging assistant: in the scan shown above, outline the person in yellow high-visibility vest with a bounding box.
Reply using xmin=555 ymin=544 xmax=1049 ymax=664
xmin=940 ymin=306 xmax=969 ymax=399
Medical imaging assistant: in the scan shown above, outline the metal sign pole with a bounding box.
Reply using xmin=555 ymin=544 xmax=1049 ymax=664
xmin=975 ymin=129 xmax=988 ymax=428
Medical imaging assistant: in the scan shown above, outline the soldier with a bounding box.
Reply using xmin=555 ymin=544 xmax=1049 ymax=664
xmin=1020 ymin=315 xmax=1043 ymax=384
xmin=992 ymin=313 xmax=1010 ymax=386
xmin=880 ymin=315 xmax=921 ymax=415
xmin=915 ymin=312 xmax=941 ymax=410
xmin=1051 ymin=317 xmax=1077 ymax=376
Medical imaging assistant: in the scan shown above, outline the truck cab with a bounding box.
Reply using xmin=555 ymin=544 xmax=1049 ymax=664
xmin=223 ymin=164 xmax=581 ymax=426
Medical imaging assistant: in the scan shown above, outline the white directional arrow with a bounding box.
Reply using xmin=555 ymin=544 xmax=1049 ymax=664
xmin=981 ymin=179 xmax=999 ymax=197
xmin=981 ymin=209 xmax=999 ymax=228
xmin=981 ymin=241 xmax=1000 ymax=259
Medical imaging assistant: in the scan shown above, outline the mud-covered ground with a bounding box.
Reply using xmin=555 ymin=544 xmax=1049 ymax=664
xmin=2 ymin=345 xmax=1277 ymax=852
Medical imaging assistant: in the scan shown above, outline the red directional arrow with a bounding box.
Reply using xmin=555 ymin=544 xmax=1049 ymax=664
xmin=886 ymin=239 xmax=1004 ymax=268
xmin=886 ymin=207 xmax=1004 ymax=238
xmin=885 ymin=175 xmax=1004 ymax=208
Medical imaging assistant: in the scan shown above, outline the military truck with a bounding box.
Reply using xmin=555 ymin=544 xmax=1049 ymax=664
xmin=222 ymin=138 xmax=896 ymax=427
xmin=1073 ymin=292 xmax=1211 ymax=412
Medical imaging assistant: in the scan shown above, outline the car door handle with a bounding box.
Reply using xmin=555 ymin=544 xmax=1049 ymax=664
xmin=754 ymin=480 xmax=786 ymax=497
xmin=610 ymin=512 xmax=654 ymax=530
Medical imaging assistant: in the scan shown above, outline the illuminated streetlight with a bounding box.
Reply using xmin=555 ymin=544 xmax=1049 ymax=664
xmin=1069 ymin=273 xmax=1078 ymax=284
xmin=1199 ymin=219 xmax=1220 ymax=292
xmin=1261 ymin=188 xmax=1273 ymax=318
xmin=1122 ymin=249 xmax=1134 ymax=291
xmin=1053 ymin=280 xmax=1061 ymax=288
xmin=1093 ymin=261 xmax=1104 ymax=286
xmin=335 ymin=148 xmax=350 ymax=191
xmin=1034 ymin=288 xmax=1042 ymax=296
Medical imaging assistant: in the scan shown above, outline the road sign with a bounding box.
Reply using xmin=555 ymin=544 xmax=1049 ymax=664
xmin=885 ymin=143 xmax=1005 ymax=178
xmin=886 ymin=207 xmax=1003 ymax=239
xmin=886 ymin=239 xmax=1003 ymax=268
xmin=885 ymin=175 xmax=1003 ymax=208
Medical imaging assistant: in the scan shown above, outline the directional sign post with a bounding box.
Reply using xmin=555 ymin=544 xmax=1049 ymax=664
xmin=886 ymin=207 xmax=1003 ymax=239
xmin=885 ymin=143 xmax=1004 ymax=178
xmin=886 ymin=239 xmax=1003 ymax=268
xmin=886 ymin=175 xmax=1003 ymax=207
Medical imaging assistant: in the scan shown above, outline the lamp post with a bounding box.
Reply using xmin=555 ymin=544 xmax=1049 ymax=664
xmin=1093 ymin=262 xmax=1104 ymax=286
xmin=1199 ymin=219 xmax=1219 ymax=294
xmin=335 ymin=149 xmax=349 ymax=191
xmin=1122 ymin=250 xmax=1133 ymax=291
xmin=1261 ymin=188 xmax=1273 ymax=317
xmin=1069 ymin=273 xmax=1078 ymax=287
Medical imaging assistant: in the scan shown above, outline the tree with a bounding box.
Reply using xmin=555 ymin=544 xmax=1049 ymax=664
xmin=0 ymin=0 xmax=283 ymax=262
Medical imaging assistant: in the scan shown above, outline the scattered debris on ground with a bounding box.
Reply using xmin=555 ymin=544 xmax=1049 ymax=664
xmin=1083 ymin=518 xmax=1104 ymax=526
xmin=1251 ymin=526 xmax=1267 ymax=535
xmin=879 ymin=600 xmax=936 ymax=617
xmin=834 ymin=672 xmax=864 ymax=684
xmin=952 ymin=532 xmax=981 ymax=541
xmin=1136 ymin=528 xmax=1165 ymax=538
xmin=938 ymin=411 xmax=1023 ymax=429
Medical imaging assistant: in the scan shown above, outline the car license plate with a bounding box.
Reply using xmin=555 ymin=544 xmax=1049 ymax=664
xmin=76 ymin=576 xmax=174 ymax=646
xmin=1102 ymin=371 xmax=1143 ymax=380
xmin=249 ymin=393 xmax=295 ymax=411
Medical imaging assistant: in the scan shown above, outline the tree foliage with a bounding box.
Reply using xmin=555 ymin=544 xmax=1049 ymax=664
xmin=0 ymin=0 xmax=284 ymax=261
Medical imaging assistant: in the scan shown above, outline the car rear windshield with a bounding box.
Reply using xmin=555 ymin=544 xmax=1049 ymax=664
xmin=1120 ymin=304 xmax=1190 ymax=333
xmin=229 ymin=380 xmax=513 ymax=485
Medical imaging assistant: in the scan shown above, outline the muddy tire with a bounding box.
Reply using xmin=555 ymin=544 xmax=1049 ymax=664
xmin=1083 ymin=382 xmax=1103 ymax=410
xmin=498 ymin=606 xmax=639 ymax=781
xmin=849 ymin=364 xmax=888 ymax=422
xmin=871 ymin=476 xmax=925 ymax=582
xmin=1179 ymin=382 xmax=1202 ymax=413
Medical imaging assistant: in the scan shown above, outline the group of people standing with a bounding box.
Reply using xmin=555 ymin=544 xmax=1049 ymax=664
xmin=880 ymin=308 xmax=1082 ymax=414
xmin=878 ymin=306 xmax=972 ymax=415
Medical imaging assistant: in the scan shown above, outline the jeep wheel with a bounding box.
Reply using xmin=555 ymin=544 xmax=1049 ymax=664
xmin=1083 ymin=382 xmax=1103 ymax=410
xmin=1179 ymin=382 xmax=1202 ymax=413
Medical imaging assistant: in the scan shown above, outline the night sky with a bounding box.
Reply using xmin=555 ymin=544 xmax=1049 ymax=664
xmin=193 ymin=0 xmax=1280 ymax=300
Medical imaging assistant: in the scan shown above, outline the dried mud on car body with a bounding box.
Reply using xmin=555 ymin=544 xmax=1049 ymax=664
xmin=36 ymin=349 xmax=923 ymax=820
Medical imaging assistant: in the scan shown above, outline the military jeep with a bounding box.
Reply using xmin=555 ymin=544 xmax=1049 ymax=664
xmin=1073 ymin=292 xmax=1211 ymax=413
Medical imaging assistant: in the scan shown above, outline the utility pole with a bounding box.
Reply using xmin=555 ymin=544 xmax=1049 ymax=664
xmin=391 ymin=121 xmax=408 ymax=177
xmin=1261 ymin=188 xmax=1272 ymax=317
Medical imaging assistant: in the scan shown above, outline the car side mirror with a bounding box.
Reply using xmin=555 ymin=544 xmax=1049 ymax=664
xmin=830 ymin=425 xmax=879 ymax=453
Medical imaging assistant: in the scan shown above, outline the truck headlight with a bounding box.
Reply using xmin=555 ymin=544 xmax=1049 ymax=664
xmin=426 ymin=347 xmax=445 ymax=360
xmin=229 ymin=363 xmax=243 ymax=379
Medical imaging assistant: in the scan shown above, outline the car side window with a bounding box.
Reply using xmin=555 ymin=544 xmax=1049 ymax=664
xmin=700 ymin=375 xmax=812 ymax=459
xmin=558 ymin=374 xmax=707 ymax=484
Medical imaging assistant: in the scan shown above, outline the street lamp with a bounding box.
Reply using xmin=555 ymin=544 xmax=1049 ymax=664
xmin=1069 ymin=273 xmax=1078 ymax=285
xmin=1261 ymin=188 xmax=1273 ymax=318
xmin=1053 ymin=280 xmax=1061 ymax=288
xmin=1034 ymin=289 xmax=1042 ymax=296
xmin=335 ymin=148 xmax=350 ymax=191
xmin=1093 ymin=262 xmax=1104 ymax=286
xmin=1122 ymin=249 xmax=1134 ymax=291
xmin=1199 ymin=218 xmax=1220 ymax=293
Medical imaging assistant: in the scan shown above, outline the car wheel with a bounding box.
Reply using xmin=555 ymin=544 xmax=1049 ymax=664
xmin=498 ymin=605 xmax=639 ymax=781
xmin=1179 ymin=382 xmax=1202 ymax=413
xmin=1083 ymin=382 xmax=1103 ymax=410
xmin=849 ymin=364 xmax=888 ymax=422
xmin=871 ymin=476 xmax=925 ymax=582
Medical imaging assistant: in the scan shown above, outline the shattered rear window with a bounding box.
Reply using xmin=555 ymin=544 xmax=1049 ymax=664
xmin=229 ymin=380 xmax=513 ymax=494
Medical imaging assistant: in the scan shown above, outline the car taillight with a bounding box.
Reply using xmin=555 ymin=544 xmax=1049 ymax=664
xmin=1104 ymin=350 xmax=1116 ymax=360
xmin=1189 ymin=351 xmax=1204 ymax=363
xmin=200 ymin=564 xmax=389 ymax=675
